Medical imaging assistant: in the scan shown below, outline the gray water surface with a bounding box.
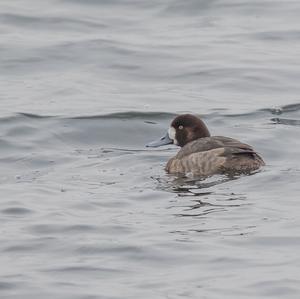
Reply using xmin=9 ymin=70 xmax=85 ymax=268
xmin=1 ymin=1 xmax=300 ymax=298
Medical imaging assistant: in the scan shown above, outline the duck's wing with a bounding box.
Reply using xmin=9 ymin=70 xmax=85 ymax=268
xmin=175 ymin=136 xmax=254 ymax=159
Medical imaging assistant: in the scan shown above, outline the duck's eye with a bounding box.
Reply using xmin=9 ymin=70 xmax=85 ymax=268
xmin=178 ymin=125 xmax=183 ymax=130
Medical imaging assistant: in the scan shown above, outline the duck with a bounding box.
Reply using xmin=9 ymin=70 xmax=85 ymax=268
xmin=146 ymin=114 xmax=265 ymax=177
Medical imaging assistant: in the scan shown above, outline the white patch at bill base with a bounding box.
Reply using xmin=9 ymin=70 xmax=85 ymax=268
xmin=168 ymin=126 xmax=178 ymax=145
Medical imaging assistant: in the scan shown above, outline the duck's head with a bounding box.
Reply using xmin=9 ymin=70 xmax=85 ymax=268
xmin=146 ymin=114 xmax=210 ymax=148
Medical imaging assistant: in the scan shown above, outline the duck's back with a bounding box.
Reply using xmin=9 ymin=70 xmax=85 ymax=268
xmin=166 ymin=136 xmax=265 ymax=176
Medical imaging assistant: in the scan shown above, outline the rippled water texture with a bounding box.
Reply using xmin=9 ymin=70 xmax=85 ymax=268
xmin=1 ymin=1 xmax=300 ymax=298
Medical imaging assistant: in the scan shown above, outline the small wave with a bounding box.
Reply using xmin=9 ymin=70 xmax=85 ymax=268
xmin=0 ymin=104 xmax=297 ymax=122
xmin=268 ymin=103 xmax=300 ymax=115
xmin=221 ymin=102 xmax=300 ymax=118
xmin=271 ymin=117 xmax=300 ymax=126
xmin=69 ymin=111 xmax=176 ymax=120
xmin=251 ymin=30 xmax=300 ymax=42
xmin=0 ymin=13 xmax=106 ymax=30
xmin=0 ymin=111 xmax=175 ymax=122
xmin=1 ymin=207 xmax=33 ymax=216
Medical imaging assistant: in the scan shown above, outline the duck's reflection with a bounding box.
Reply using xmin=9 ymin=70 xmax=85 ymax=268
xmin=152 ymin=174 xmax=249 ymax=217
xmin=153 ymin=173 xmax=237 ymax=194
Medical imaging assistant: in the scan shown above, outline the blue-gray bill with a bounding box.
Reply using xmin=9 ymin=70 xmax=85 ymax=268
xmin=146 ymin=132 xmax=173 ymax=147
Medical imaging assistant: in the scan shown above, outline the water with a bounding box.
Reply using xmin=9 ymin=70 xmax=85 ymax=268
xmin=1 ymin=1 xmax=300 ymax=298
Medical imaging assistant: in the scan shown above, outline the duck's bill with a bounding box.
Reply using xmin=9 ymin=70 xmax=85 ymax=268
xmin=146 ymin=132 xmax=173 ymax=147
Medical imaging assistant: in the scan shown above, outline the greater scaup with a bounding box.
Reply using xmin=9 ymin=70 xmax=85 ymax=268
xmin=146 ymin=114 xmax=265 ymax=176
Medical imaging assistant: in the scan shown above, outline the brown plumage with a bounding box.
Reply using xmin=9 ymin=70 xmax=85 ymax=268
xmin=147 ymin=114 xmax=265 ymax=177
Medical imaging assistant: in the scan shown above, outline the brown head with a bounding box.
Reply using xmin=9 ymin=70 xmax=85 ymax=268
xmin=146 ymin=114 xmax=210 ymax=148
